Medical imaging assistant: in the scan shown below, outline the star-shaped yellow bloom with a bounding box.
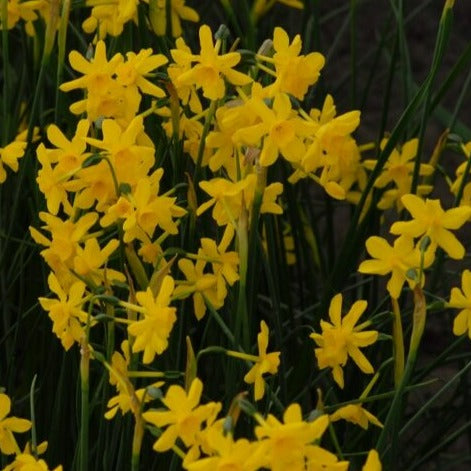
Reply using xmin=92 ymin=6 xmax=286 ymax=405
xmin=447 ymin=269 xmax=471 ymax=338
xmin=174 ymin=25 xmax=251 ymax=100
xmin=127 ymin=275 xmax=177 ymax=363
xmin=330 ymin=404 xmax=383 ymax=430
xmin=390 ymin=194 xmax=471 ymax=260
xmin=310 ymin=294 xmax=378 ymax=388
xmin=358 ymin=235 xmax=424 ymax=299
xmin=244 ymin=320 xmax=280 ymax=401
xmin=0 ymin=393 xmax=31 ymax=455
xmin=142 ymin=378 xmax=221 ymax=451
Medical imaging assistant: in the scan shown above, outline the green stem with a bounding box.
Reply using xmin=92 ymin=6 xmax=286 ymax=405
xmin=193 ymin=100 xmax=217 ymax=189
xmin=80 ymin=341 xmax=90 ymax=471
xmin=236 ymin=205 xmax=249 ymax=351
xmin=391 ymin=297 xmax=404 ymax=387
xmin=1 ymin=0 xmax=10 ymax=144
xmin=55 ymin=0 xmax=71 ymax=124
xmin=131 ymin=414 xmax=144 ymax=471
xmin=29 ymin=375 xmax=38 ymax=458
xmin=376 ymin=286 xmax=426 ymax=465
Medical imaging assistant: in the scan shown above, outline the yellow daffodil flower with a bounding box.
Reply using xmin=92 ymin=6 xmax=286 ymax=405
xmin=243 ymin=320 xmax=281 ymax=401
xmin=142 ymin=378 xmax=221 ymax=452
xmin=174 ymin=25 xmax=251 ymax=101
xmin=257 ymin=27 xmax=324 ymax=100
xmin=184 ymin=426 xmax=260 ymax=471
xmin=2 ymin=453 xmax=63 ymax=471
xmin=0 ymin=133 xmax=27 ymax=184
xmin=390 ymin=194 xmax=471 ymax=260
xmin=38 ymin=272 xmax=90 ymax=351
xmin=253 ymin=403 xmax=329 ymax=470
xmin=310 ymin=294 xmax=378 ymax=388
xmin=330 ymin=404 xmax=383 ymax=430
xmin=0 ymin=393 xmax=31 ymax=455
xmin=358 ymin=235 xmax=424 ymax=299
xmin=363 ymin=138 xmax=434 ymax=211
xmin=126 ymin=275 xmax=177 ymax=363
xmin=149 ymin=0 xmax=199 ymax=37
xmin=173 ymin=258 xmax=222 ymax=320
xmin=448 ymin=269 xmax=471 ymax=338
xmin=362 ymin=449 xmax=382 ymax=471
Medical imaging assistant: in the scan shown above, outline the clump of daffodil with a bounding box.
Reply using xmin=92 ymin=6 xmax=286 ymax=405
xmin=447 ymin=269 xmax=471 ymax=339
xmin=29 ymin=211 xmax=99 ymax=288
xmin=81 ymin=116 xmax=155 ymax=211
xmin=288 ymin=94 xmax=364 ymax=201
xmin=310 ymin=294 xmax=378 ymax=388
xmin=390 ymin=193 xmax=471 ymax=260
xmin=100 ymin=170 xmax=186 ymax=243
xmin=36 ymin=120 xmax=91 ymax=216
xmin=60 ymin=42 xmax=167 ymax=125
xmin=233 ymin=88 xmax=311 ymax=167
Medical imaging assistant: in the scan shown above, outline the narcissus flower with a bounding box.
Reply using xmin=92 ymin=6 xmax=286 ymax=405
xmin=38 ymin=272 xmax=90 ymax=351
xmin=330 ymin=404 xmax=383 ymax=430
xmin=363 ymin=138 xmax=434 ymax=211
xmin=0 ymin=393 xmax=31 ymax=455
xmin=126 ymin=275 xmax=177 ymax=363
xmin=234 ymin=91 xmax=309 ymax=167
xmin=253 ymin=403 xmax=329 ymax=471
xmin=2 ymin=453 xmax=63 ymax=471
xmin=358 ymin=235 xmax=425 ymax=299
xmin=0 ymin=0 xmax=40 ymax=31
xmin=198 ymin=226 xmax=239 ymax=301
xmin=82 ymin=0 xmax=140 ymax=38
xmin=310 ymin=294 xmax=378 ymax=388
xmin=184 ymin=426 xmax=260 ymax=471
xmin=115 ymin=49 xmax=168 ymax=97
xmin=174 ymin=25 xmax=252 ymax=100
xmin=173 ymin=258 xmax=222 ymax=320
xmin=149 ymin=0 xmax=199 ymax=37
xmin=363 ymin=450 xmax=382 ymax=471
xmin=257 ymin=27 xmax=324 ymax=100
xmin=244 ymin=320 xmax=281 ymax=401
xmin=142 ymin=378 xmax=221 ymax=451
xmin=390 ymin=194 xmax=471 ymax=260
xmin=0 ymin=134 xmax=27 ymax=184
xmin=447 ymin=269 xmax=471 ymax=338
